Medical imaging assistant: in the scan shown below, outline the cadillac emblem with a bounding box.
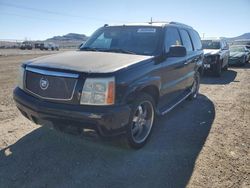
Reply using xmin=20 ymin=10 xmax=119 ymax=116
xmin=40 ymin=77 xmax=49 ymax=90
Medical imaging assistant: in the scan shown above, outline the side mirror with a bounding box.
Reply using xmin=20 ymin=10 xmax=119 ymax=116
xmin=167 ymin=46 xmax=187 ymax=57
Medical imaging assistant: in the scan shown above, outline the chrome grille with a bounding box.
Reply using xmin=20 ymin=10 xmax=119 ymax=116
xmin=25 ymin=67 xmax=78 ymax=100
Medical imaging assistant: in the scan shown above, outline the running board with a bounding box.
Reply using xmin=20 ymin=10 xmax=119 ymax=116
xmin=160 ymin=91 xmax=192 ymax=116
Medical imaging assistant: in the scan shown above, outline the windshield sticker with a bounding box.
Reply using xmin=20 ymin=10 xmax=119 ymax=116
xmin=137 ymin=28 xmax=156 ymax=33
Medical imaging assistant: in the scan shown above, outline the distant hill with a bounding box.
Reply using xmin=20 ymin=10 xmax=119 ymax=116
xmin=44 ymin=33 xmax=89 ymax=48
xmin=223 ymin=33 xmax=250 ymax=42
xmin=46 ymin=33 xmax=88 ymax=42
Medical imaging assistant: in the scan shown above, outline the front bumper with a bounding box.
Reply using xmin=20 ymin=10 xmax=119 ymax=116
xmin=203 ymin=56 xmax=217 ymax=70
xmin=13 ymin=87 xmax=131 ymax=137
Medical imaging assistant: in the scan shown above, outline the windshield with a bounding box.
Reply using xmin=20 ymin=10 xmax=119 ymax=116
xmin=230 ymin=46 xmax=246 ymax=52
xmin=202 ymin=40 xmax=221 ymax=49
xmin=81 ymin=26 xmax=162 ymax=56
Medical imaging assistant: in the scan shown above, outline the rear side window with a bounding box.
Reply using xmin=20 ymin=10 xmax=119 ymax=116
xmin=180 ymin=29 xmax=193 ymax=52
xmin=189 ymin=30 xmax=202 ymax=51
xmin=165 ymin=27 xmax=181 ymax=52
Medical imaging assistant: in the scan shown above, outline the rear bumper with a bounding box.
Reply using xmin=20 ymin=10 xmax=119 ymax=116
xmin=13 ymin=87 xmax=131 ymax=137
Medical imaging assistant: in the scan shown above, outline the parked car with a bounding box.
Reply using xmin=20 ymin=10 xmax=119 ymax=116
xmin=201 ymin=39 xmax=229 ymax=77
xmin=13 ymin=22 xmax=203 ymax=149
xmin=34 ymin=42 xmax=44 ymax=49
xmin=20 ymin=41 xmax=33 ymax=50
xmin=40 ymin=42 xmax=59 ymax=51
xmin=228 ymin=45 xmax=250 ymax=66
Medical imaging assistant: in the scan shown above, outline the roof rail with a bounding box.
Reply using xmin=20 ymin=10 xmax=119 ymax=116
xmin=148 ymin=21 xmax=169 ymax=24
xmin=169 ymin=22 xmax=192 ymax=28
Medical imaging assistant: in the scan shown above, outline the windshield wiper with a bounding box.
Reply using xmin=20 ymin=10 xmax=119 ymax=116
xmin=105 ymin=48 xmax=136 ymax=55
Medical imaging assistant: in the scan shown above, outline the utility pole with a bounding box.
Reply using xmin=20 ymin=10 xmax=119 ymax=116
xmin=150 ymin=17 xmax=153 ymax=24
xmin=202 ymin=33 xmax=205 ymax=39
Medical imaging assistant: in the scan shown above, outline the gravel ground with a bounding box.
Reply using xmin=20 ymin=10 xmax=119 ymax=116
xmin=0 ymin=53 xmax=249 ymax=188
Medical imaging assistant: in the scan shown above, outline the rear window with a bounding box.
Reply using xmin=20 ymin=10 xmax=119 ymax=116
xmin=189 ymin=30 xmax=202 ymax=51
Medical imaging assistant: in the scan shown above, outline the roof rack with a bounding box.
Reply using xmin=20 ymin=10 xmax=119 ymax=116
xmin=169 ymin=22 xmax=192 ymax=28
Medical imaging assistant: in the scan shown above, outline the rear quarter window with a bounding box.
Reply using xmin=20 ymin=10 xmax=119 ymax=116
xmin=189 ymin=30 xmax=202 ymax=51
xmin=179 ymin=29 xmax=193 ymax=52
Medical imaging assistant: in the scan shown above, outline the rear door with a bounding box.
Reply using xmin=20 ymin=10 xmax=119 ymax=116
xmin=179 ymin=28 xmax=196 ymax=89
xmin=158 ymin=27 xmax=187 ymax=110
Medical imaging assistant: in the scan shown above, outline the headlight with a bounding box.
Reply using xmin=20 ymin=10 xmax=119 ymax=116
xmin=18 ymin=66 xmax=25 ymax=90
xmin=80 ymin=77 xmax=115 ymax=105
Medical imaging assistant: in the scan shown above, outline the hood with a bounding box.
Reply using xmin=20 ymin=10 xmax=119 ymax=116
xmin=26 ymin=51 xmax=152 ymax=73
xmin=203 ymin=49 xmax=220 ymax=56
xmin=229 ymin=52 xmax=245 ymax=58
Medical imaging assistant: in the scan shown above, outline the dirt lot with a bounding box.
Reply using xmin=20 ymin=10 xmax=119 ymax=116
xmin=0 ymin=52 xmax=249 ymax=188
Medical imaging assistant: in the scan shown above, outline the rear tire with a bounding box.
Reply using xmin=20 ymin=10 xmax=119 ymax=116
xmin=188 ymin=72 xmax=200 ymax=100
xmin=126 ymin=93 xmax=155 ymax=149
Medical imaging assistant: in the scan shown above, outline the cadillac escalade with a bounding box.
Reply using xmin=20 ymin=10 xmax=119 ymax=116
xmin=13 ymin=22 xmax=203 ymax=149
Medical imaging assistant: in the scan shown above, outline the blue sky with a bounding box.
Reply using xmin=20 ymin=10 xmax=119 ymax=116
xmin=0 ymin=0 xmax=249 ymax=40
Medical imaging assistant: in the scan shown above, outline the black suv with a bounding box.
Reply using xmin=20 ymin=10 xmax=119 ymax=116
xmin=13 ymin=22 xmax=203 ymax=148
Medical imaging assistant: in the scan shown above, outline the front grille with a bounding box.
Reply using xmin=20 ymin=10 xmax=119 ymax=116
xmin=25 ymin=67 xmax=78 ymax=100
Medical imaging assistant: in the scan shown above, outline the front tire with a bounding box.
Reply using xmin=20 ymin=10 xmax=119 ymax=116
xmin=214 ymin=61 xmax=222 ymax=77
xmin=223 ymin=62 xmax=228 ymax=71
xmin=126 ymin=93 xmax=155 ymax=149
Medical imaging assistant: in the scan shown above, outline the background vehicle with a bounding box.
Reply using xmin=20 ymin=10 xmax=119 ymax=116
xmin=20 ymin=41 xmax=33 ymax=50
xmin=40 ymin=42 xmax=59 ymax=50
xmin=228 ymin=45 xmax=250 ymax=66
xmin=14 ymin=22 xmax=203 ymax=149
xmin=233 ymin=39 xmax=250 ymax=50
xmin=202 ymin=39 xmax=229 ymax=77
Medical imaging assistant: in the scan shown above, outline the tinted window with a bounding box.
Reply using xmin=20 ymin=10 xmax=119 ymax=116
xmin=165 ymin=27 xmax=181 ymax=52
xmin=189 ymin=30 xmax=202 ymax=50
xmin=83 ymin=26 xmax=162 ymax=55
xmin=180 ymin=29 xmax=193 ymax=52
xmin=221 ymin=41 xmax=225 ymax=49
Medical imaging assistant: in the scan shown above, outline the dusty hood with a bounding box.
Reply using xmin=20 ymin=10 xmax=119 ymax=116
xmin=204 ymin=49 xmax=220 ymax=56
xmin=26 ymin=51 xmax=152 ymax=73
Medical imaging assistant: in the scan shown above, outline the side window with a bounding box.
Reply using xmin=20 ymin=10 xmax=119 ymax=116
xmin=189 ymin=30 xmax=202 ymax=51
xmin=165 ymin=27 xmax=181 ymax=52
xmin=224 ymin=41 xmax=229 ymax=50
xmin=180 ymin=29 xmax=193 ymax=52
xmin=221 ymin=41 xmax=225 ymax=49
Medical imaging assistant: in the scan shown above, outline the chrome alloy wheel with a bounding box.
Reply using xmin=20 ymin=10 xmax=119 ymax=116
xmin=131 ymin=101 xmax=154 ymax=144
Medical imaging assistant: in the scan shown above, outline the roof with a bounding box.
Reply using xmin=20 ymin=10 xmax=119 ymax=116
xmin=105 ymin=21 xmax=193 ymax=29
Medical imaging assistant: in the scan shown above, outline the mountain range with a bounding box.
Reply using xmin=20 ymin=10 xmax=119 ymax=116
xmin=223 ymin=33 xmax=250 ymax=42
xmin=46 ymin=33 xmax=88 ymax=42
